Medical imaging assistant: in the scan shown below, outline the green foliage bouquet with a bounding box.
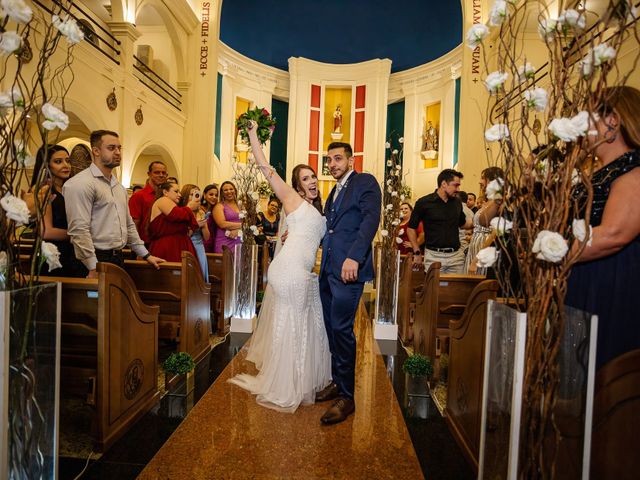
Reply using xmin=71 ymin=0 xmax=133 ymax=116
xmin=236 ymin=107 xmax=276 ymax=145
xmin=162 ymin=352 xmax=195 ymax=376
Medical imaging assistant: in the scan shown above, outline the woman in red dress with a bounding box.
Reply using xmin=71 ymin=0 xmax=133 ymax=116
xmin=148 ymin=182 xmax=200 ymax=262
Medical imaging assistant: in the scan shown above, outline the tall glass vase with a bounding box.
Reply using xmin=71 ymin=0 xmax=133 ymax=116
xmin=1 ymin=282 xmax=61 ymax=480
xmin=374 ymin=248 xmax=400 ymax=340
xmin=231 ymin=243 xmax=258 ymax=333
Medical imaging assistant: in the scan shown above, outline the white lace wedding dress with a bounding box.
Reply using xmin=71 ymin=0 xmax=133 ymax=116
xmin=228 ymin=201 xmax=332 ymax=413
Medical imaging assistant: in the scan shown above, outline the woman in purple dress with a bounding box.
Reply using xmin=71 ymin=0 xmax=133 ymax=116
xmin=212 ymin=181 xmax=242 ymax=253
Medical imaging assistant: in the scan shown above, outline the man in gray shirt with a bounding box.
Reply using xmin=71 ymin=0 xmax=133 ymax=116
xmin=64 ymin=130 xmax=164 ymax=278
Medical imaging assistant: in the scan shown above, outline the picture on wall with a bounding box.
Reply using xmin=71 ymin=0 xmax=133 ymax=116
xmin=421 ymin=102 xmax=441 ymax=169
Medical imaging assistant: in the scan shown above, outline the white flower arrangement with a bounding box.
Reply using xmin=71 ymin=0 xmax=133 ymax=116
xmin=484 ymin=71 xmax=509 ymax=94
xmin=581 ymin=43 xmax=617 ymax=77
xmin=391 ymin=218 xmax=400 ymax=226
xmin=476 ymin=246 xmax=498 ymax=268
xmin=485 ymin=123 xmax=509 ymax=142
xmin=398 ymin=228 xmax=405 ymax=236
xmin=1 ymin=0 xmax=33 ymax=23
xmin=571 ymin=219 xmax=593 ymax=246
xmin=249 ymin=225 xmax=260 ymax=236
xmin=490 ymin=216 xmax=513 ymax=235
xmin=0 ymin=31 xmax=22 ymax=55
xmin=40 ymin=242 xmax=62 ymax=272
xmin=395 ymin=237 xmax=403 ymax=245
xmin=485 ymin=178 xmax=504 ymax=201
xmin=238 ymin=211 xmax=246 ymax=219
xmin=380 ymin=229 xmax=389 ymax=237
xmin=14 ymin=140 xmax=34 ymax=167
xmin=532 ymin=230 xmax=568 ymax=263
xmin=548 ymin=111 xmax=590 ymax=142
xmin=1 ymin=193 xmax=30 ymax=225
xmin=538 ymin=18 xmax=557 ymax=43
xmin=41 ymin=103 xmax=69 ymax=131
xmin=250 ymin=191 xmax=259 ymax=201
xmin=385 ymin=142 xmax=391 ymax=149
xmin=517 ymin=62 xmax=536 ymax=83
xmin=0 ymin=86 xmax=24 ymax=110
xmin=523 ymin=87 xmax=548 ymax=112
xmin=466 ymin=23 xmax=490 ymax=50
xmin=398 ymin=137 xmax=404 ymax=144
xmin=489 ymin=0 xmax=509 ymax=27
xmin=52 ymin=14 xmax=84 ymax=45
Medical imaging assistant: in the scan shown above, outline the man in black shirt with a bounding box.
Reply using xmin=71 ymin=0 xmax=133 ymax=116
xmin=407 ymin=168 xmax=472 ymax=273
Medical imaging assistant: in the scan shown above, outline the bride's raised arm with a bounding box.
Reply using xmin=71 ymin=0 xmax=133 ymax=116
xmin=246 ymin=122 xmax=303 ymax=215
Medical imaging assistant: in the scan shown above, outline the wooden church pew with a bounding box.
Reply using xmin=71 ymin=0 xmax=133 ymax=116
xmin=411 ymin=262 xmax=441 ymax=360
xmin=445 ymin=279 xmax=499 ymax=473
xmin=125 ymin=251 xmax=211 ymax=363
xmin=397 ymin=255 xmax=426 ymax=345
xmin=38 ymin=262 xmax=160 ymax=451
xmin=206 ymin=249 xmax=234 ymax=335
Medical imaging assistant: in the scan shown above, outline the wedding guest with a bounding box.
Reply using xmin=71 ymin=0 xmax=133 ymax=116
xmin=131 ymin=185 xmax=143 ymax=194
xmin=63 ymin=130 xmax=163 ymax=276
xmin=566 ymin=86 xmax=640 ymax=369
xmin=129 ymin=161 xmax=168 ymax=244
xmin=212 ymin=181 xmax=242 ymax=253
xmin=148 ymin=182 xmax=199 ymax=262
xmin=34 ymin=145 xmax=87 ymax=277
xmin=202 ymin=183 xmax=219 ymax=253
xmin=457 ymin=191 xmax=475 ymax=255
xmin=464 ymin=166 xmax=504 ymax=274
xmin=257 ymin=197 xmax=281 ymax=258
xmin=179 ymin=183 xmax=209 ymax=277
xmin=395 ymin=202 xmax=424 ymax=255
xmin=467 ymin=192 xmax=478 ymax=212
xmin=167 ymin=176 xmax=178 ymax=184
xmin=408 ymin=169 xmax=472 ymax=273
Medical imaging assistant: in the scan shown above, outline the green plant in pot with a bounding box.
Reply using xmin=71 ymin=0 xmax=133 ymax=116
xmin=403 ymin=353 xmax=433 ymax=397
xmin=163 ymin=352 xmax=196 ymax=392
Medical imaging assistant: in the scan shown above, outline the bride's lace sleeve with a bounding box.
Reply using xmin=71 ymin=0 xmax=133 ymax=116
xmin=274 ymin=208 xmax=287 ymax=257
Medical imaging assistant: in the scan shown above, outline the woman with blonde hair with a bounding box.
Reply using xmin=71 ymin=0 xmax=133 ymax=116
xmin=179 ymin=183 xmax=210 ymax=278
xmin=566 ymin=85 xmax=640 ymax=369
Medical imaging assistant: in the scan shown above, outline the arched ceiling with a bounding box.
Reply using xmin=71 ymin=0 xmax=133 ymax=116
xmin=220 ymin=0 xmax=462 ymax=73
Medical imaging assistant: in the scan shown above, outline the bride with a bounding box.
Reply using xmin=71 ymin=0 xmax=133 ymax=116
xmin=228 ymin=121 xmax=331 ymax=413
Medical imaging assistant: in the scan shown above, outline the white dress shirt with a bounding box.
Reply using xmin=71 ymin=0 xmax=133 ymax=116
xmin=63 ymin=163 xmax=148 ymax=270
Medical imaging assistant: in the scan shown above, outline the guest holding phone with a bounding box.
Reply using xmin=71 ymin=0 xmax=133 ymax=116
xmin=180 ymin=184 xmax=209 ymax=277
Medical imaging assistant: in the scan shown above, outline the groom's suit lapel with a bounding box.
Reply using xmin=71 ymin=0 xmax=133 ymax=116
xmin=330 ymin=172 xmax=357 ymax=225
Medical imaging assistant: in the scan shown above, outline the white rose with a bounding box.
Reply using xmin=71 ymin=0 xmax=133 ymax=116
xmin=485 ymin=124 xmax=509 ymax=142
xmin=238 ymin=211 xmax=246 ymax=219
xmin=52 ymin=14 xmax=84 ymax=45
xmin=386 ymin=160 xmax=392 ymax=167
xmin=385 ymin=142 xmax=391 ymax=149
xmin=1 ymin=193 xmax=30 ymax=225
xmin=476 ymin=246 xmax=498 ymax=268
xmin=400 ymin=194 xmax=405 ymax=201
xmin=466 ymin=23 xmax=490 ymax=50
xmin=572 ymin=219 xmax=593 ymax=247
xmin=14 ymin=139 xmax=34 ymax=167
xmin=387 ymin=186 xmax=393 ymax=193
xmin=558 ymin=9 xmax=586 ymax=31
xmin=523 ymin=87 xmax=548 ymax=112
xmin=532 ymin=230 xmax=568 ymax=263
xmin=41 ymin=241 xmax=62 ymax=272
xmin=250 ymin=191 xmax=259 ymax=201
xmin=0 ymin=86 xmax=24 ymax=109
xmin=392 ymin=149 xmax=399 ymax=154
xmin=380 ymin=229 xmax=389 ymax=237
xmin=1 ymin=0 xmax=33 ymax=24
xmin=0 ymin=250 xmax=7 ymax=274
xmin=391 ymin=191 xmax=398 ymax=197
xmin=485 ymin=178 xmax=504 ymax=201
xmin=398 ymin=228 xmax=405 ymax=235
xmin=548 ymin=111 xmax=589 ymax=142
xmin=517 ymin=62 xmax=535 ymax=82
xmin=490 ymin=216 xmax=513 ymax=235
xmin=41 ymin=103 xmax=69 ymax=131
xmin=249 ymin=225 xmax=259 ymax=236
xmin=395 ymin=237 xmax=403 ymax=245
xmin=489 ymin=0 xmax=508 ymax=27
xmin=571 ymin=169 xmax=581 ymax=186
xmin=386 ymin=179 xmax=392 ymax=185
xmin=0 ymin=31 xmax=22 ymax=55
xmin=398 ymin=137 xmax=404 ymax=144
xmin=386 ymin=204 xmax=393 ymax=210
xmin=581 ymin=43 xmax=616 ymax=77
xmin=391 ymin=218 xmax=400 ymax=226
xmin=484 ymin=71 xmax=508 ymax=94
xmin=538 ymin=18 xmax=557 ymax=42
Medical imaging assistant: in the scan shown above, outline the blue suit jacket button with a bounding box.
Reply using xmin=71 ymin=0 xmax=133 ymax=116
xmin=328 ymin=229 xmax=334 ymax=234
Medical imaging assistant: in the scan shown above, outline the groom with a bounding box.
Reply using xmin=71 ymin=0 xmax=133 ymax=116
xmin=317 ymin=142 xmax=381 ymax=424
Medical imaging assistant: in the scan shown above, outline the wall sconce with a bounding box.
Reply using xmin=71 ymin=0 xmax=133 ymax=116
xmin=135 ymin=105 xmax=143 ymax=125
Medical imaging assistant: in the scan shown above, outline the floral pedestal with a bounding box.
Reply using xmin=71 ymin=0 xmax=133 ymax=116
xmin=374 ymin=250 xmax=400 ymax=340
xmin=230 ymin=244 xmax=258 ymax=333
xmin=1 ymin=283 xmax=61 ymax=480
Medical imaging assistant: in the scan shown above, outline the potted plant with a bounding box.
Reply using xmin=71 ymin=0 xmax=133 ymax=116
xmin=403 ymin=353 xmax=433 ymax=397
xmin=163 ymin=352 xmax=196 ymax=393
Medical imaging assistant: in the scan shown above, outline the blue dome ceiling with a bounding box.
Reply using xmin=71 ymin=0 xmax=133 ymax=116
xmin=220 ymin=1 xmax=462 ymax=73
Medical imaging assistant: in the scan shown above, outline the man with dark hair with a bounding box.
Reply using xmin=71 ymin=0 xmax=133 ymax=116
xmin=407 ymin=168 xmax=472 ymax=273
xmin=128 ymin=160 xmax=168 ymax=242
xmin=316 ymin=141 xmax=381 ymax=424
xmin=64 ymin=130 xmax=164 ymax=278
xmin=467 ymin=192 xmax=477 ymax=212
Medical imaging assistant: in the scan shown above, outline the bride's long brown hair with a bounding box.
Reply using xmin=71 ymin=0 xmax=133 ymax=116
xmin=291 ymin=164 xmax=323 ymax=214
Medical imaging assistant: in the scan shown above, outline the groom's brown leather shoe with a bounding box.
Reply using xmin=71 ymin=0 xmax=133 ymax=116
xmin=320 ymin=397 xmax=355 ymax=425
xmin=315 ymin=382 xmax=339 ymax=402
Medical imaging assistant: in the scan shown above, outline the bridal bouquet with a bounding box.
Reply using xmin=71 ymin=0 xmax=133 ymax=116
xmin=236 ymin=107 xmax=276 ymax=145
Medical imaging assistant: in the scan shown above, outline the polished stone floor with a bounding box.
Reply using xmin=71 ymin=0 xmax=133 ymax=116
xmin=59 ymin=312 xmax=473 ymax=479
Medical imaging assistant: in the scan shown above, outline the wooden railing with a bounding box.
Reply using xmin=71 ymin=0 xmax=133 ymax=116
xmin=133 ymin=55 xmax=183 ymax=110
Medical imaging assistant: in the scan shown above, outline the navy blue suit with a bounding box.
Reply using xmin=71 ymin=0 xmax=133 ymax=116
xmin=320 ymin=171 xmax=381 ymax=399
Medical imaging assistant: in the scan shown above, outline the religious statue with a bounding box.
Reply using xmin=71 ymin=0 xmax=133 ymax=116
xmin=424 ymin=121 xmax=438 ymax=152
xmin=333 ymin=105 xmax=342 ymax=133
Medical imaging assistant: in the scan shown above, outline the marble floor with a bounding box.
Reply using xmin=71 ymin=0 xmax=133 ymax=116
xmin=59 ymin=309 xmax=473 ymax=479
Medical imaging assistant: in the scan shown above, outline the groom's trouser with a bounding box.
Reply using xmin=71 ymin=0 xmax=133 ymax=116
xmin=319 ymin=271 xmax=364 ymax=400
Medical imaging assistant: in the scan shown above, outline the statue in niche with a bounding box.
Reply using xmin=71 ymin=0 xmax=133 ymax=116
xmin=424 ymin=121 xmax=438 ymax=152
xmin=333 ymin=105 xmax=342 ymax=133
